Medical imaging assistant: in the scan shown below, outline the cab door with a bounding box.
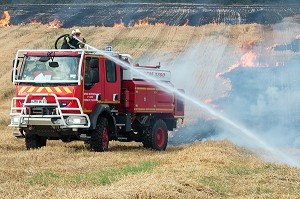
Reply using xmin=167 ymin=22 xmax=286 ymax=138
xmin=83 ymin=56 xmax=103 ymax=112
xmin=102 ymin=58 xmax=121 ymax=104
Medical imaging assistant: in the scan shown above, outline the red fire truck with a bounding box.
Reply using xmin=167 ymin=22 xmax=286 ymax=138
xmin=10 ymin=48 xmax=184 ymax=151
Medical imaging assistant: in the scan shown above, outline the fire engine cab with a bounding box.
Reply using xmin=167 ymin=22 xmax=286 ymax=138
xmin=10 ymin=48 xmax=184 ymax=151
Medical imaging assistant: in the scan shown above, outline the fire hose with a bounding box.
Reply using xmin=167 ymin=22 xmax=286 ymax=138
xmin=54 ymin=34 xmax=69 ymax=49
xmin=54 ymin=34 xmax=131 ymax=69
xmin=54 ymin=34 xmax=86 ymax=50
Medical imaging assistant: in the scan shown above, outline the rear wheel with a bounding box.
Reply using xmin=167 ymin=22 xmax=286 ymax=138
xmin=146 ymin=119 xmax=168 ymax=151
xmin=90 ymin=117 xmax=109 ymax=152
xmin=25 ymin=133 xmax=47 ymax=150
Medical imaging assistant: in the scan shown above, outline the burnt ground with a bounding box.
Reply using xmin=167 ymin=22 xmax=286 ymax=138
xmin=217 ymin=59 xmax=300 ymax=131
xmin=1 ymin=3 xmax=300 ymax=27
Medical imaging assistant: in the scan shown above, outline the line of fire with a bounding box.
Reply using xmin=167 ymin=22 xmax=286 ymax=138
xmin=0 ymin=10 xmax=192 ymax=28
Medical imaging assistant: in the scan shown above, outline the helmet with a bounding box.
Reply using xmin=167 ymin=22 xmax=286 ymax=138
xmin=72 ymin=29 xmax=81 ymax=35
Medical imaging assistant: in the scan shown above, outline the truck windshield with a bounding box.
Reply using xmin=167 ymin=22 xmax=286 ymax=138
xmin=19 ymin=56 xmax=80 ymax=83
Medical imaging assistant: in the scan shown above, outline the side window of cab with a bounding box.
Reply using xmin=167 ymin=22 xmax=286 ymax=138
xmin=84 ymin=57 xmax=99 ymax=90
xmin=105 ymin=59 xmax=116 ymax=82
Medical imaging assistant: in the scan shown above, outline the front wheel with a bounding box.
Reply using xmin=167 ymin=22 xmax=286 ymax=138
xmin=145 ymin=119 xmax=168 ymax=151
xmin=89 ymin=117 xmax=109 ymax=152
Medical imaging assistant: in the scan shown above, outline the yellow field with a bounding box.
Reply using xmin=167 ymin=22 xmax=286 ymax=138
xmin=0 ymin=23 xmax=300 ymax=198
xmin=1 ymin=126 xmax=300 ymax=198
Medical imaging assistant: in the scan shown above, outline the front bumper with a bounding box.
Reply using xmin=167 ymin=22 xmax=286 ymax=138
xmin=9 ymin=93 xmax=90 ymax=129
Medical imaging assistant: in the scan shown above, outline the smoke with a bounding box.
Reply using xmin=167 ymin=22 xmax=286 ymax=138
xmin=139 ymin=20 xmax=300 ymax=165
xmin=212 ymin=19 xmax=300 ymax=164
xmin=220 ymin=19 xmax=300 ymax=164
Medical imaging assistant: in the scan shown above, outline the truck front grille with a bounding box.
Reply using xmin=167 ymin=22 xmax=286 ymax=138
xmin=30 ymin=107 xmax=56 ymax=115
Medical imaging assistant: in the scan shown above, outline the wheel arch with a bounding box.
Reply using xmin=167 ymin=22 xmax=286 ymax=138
xmin=164 ymin=118 xmax=177 ymax=131
xmin=88 ymin=104 xmax=116 ymax=132
xmin=148 ymin=115 xmax=176 ymax=131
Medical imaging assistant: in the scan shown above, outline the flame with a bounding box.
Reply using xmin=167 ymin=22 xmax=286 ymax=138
xmin=29 ymin=20 xmax=41 ymax=25
xmin=183 ymin=19 xmax=189 ymax=26
xmin=216 ymin=41 xmax=259 ymax=78
xmin=113 ymin=18 xmax=125 ymax=28
xmin=47 ymin=19 xmax=63 ymax=29
xmin=133 ymin=17 xmax=149 ymax=27
xmin=209 ymin=20 xmax=217 ymax=26
xmin=296 ymin=32 xmax=300 ymax=39
xmin=236 ymin=50 xmax=257 ymax=67
xmin=154 ymin=21 xmax=167 ymax=26
xmin=112 ymin=17 xmax=194 ymax=28
xmin=0 ymin=10 xmax=10 ymax=27
xmin=241 ymin=41 xmax=254 ymax=52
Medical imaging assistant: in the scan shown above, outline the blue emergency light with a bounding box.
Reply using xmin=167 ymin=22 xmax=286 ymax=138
xmin=105 ymin=46 xmax=112 ymax=52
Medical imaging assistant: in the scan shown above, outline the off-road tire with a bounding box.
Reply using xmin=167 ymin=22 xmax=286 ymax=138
xmin=89 ymin=117 xmax=109 ymax=152
xmin=25 ymin=134 xmax=47 ymax=150
xmin=147 ymin=119 xmax=168 ymax=151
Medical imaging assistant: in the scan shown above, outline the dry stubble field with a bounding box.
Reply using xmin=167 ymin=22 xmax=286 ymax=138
xmin=0 ymin=23 xmax=300 ymax=198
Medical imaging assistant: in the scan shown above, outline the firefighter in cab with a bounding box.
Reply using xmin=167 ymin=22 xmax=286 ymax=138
xmin=31 ymin=62 xmax=52 ymax=80
xmin=61 ymin=29 xmax=86 ymax=49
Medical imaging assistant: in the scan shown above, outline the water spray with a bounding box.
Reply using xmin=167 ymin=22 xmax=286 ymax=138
xmin=74 ymin=37 xmax=299 ymax=167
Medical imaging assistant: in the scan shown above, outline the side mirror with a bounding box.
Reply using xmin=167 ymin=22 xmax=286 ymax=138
xmin=11 ymin=70 xmax=14 ymax=82
xmin=49 ymin=62 xmax=59 ymax=68
xmin=12 ymin=59 xmax=19 ymax=68
xmin=12 ymin=60 xmax=19 ymax=82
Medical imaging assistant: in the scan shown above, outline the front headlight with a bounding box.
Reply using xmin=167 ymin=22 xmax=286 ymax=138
xmin=66 ymin=116 xmax=87 ymax=125
xmin=11 ymin=115 xmax=20 ymax=125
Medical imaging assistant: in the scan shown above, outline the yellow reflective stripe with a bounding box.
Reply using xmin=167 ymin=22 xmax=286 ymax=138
xmin=63 ymin=87 xmax=72 ymax=93
xmin=97 ymin=101 xmax=120 ymax=104
xmin=135 ymin=108 xmax=156 ymax=111
xmin=134 ymin=108 xmax=173 ymax=111
xmin=36 ymin=87 xmax=44 ymax=92
xmin=156 ymin=108 xmax=173 ymax=111
xmin=27 ymin=87 xmax=35 ymax=92
xmin=136 ymin=87 xmax=157 ymax=91
xmin=45 ymin=87 xmax=52 ymax=92
xmin=19 ymin=86 xmax=27 ymax=93
xmin=54 ymin=87 xmax=62 ymax=93
xmin=66 ymin=37 xmax=70 ymax=42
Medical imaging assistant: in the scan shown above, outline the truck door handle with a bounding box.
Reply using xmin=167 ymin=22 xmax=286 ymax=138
xmin=96 ymin=94 xmax=101 ymax=101
xmin=113 ymin=94 xmax=118 ymax=101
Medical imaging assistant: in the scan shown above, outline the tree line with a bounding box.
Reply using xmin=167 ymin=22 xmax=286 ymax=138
xmin=0 ymin=0 xmax=298 ymax=5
